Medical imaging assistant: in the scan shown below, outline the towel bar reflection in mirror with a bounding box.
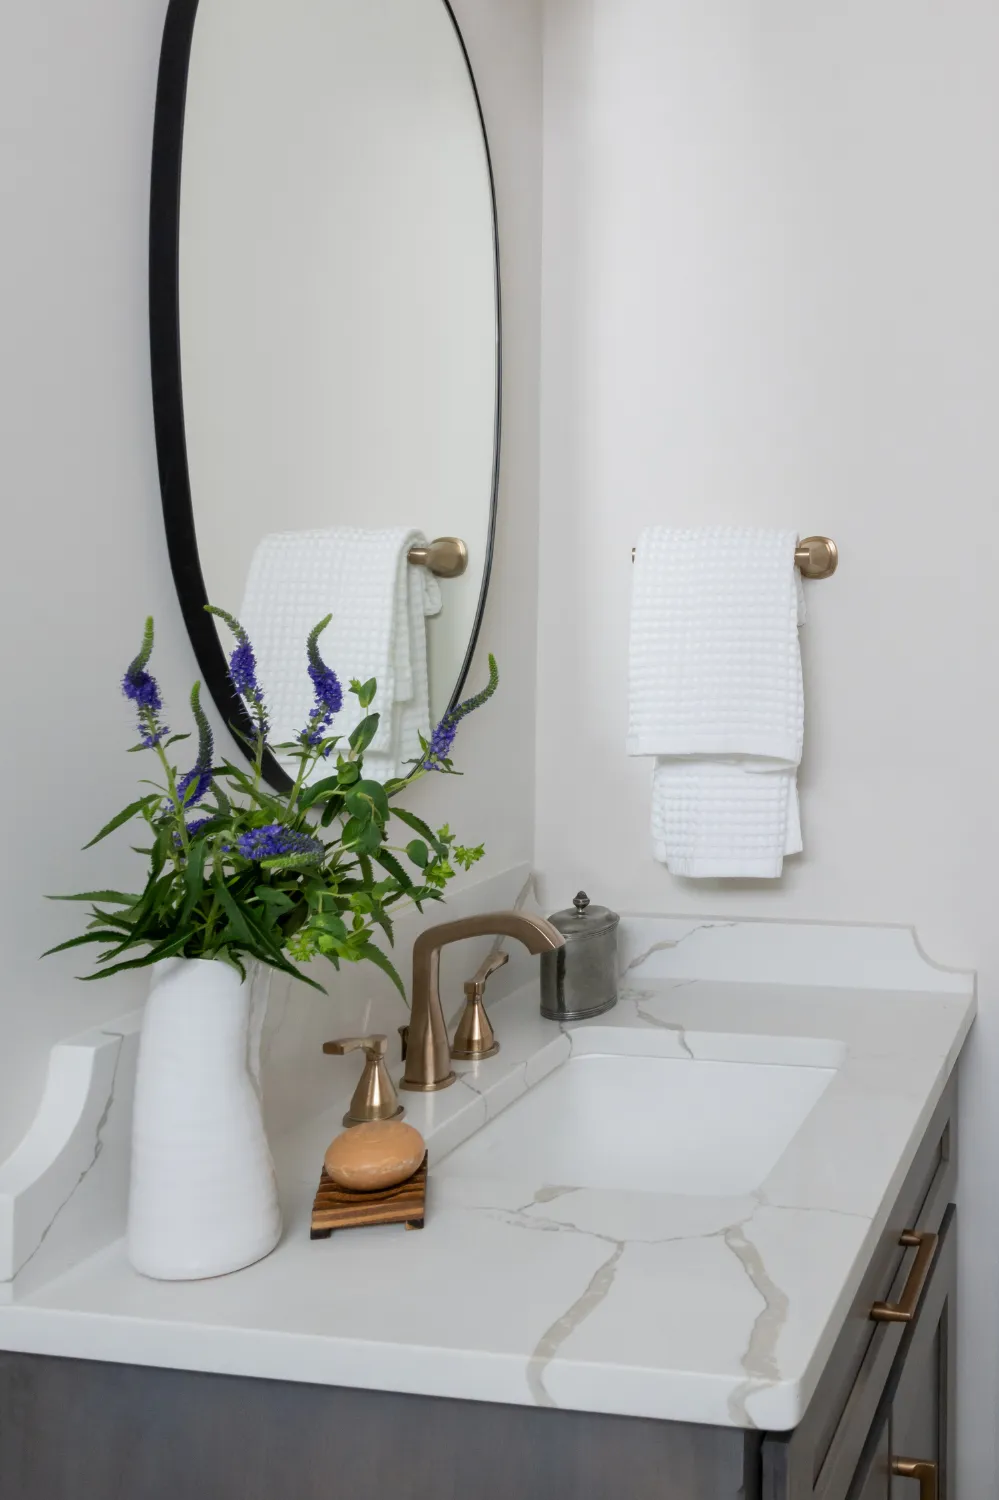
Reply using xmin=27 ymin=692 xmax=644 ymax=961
xmin=407 ymin=537 xmax=469 ymax=579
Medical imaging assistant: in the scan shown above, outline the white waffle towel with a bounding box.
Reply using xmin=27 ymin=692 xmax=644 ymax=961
xmin=240 ymin=527 xmax=442 ymax=783
xmin=628 ymin=527 xmax=805 ymax=878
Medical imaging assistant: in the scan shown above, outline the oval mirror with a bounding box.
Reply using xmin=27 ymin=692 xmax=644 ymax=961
xmin=150 ymin=0 xmax=499 ymax=788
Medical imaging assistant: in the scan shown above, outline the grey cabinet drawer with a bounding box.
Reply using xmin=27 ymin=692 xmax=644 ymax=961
xmin=763 ymin=1080 xmax=956 ymax=1500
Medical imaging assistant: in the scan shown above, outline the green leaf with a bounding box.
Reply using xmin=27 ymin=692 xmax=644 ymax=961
xmin=163 ymin=733 xmax=192 ymax=749
xmin=354 ymin=942 xmax=407 ymax=1000
xmin=46 ymin=891 xmax=138 ymax=906
xmin=391 ymin=805 xmax=445 ymax=855
xmin=372 ymin=848 xmax=413 ymax=890
xmin=297 ymin=775 xmax=341 ymax=810
xmin=179 ymin=839 xmax=207 ymax=925
xmin=321 ymin=797 xmax=345 ymax=827
xmin=369 ymin=906 xmax=395 ymax=947
xmin=346 ymin=780 xmax=389 ymax=823
xmin=341 ymin=816 xmax=382 ymax=855
xmin=356 ymin=677 xmax=377 ymax=709
xmin=80 ymin=928 xmax=195 ymax=979
xmin=337 ymin=762 xmax=360 ymax=787
xmin=406 ymin=839 xmax=429 ymax=869
xmin=259 ymin=853 xmax=325 ymax=871
xmin=311 ymin=913 xmax=348 ymax=941
xmin=83 ymin=796 xmax=159 ymax=849
xmin=253 ymin=886 xmax=295 ymax=912
xmin=349 ymin=714 xmax=380 ymax=755
xmin=42 ymin=931 xmax=128 ymax=957
xmin=212 ymin=875 xmax=324 ymax=991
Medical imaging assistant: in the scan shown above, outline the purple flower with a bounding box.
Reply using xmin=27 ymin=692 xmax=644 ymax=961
xmin=173 ymin=682 xmax=214 ymax=814
xmin=122 ymin=669 xmax=161 ymax=713
xmin=422 ymin=654 xmax=499 ymax=771
xmin=122 ymin=617 xmax=169 ymax=748
xmin=236 ymin=824 xmax=325 ymax=864
xmin=424 ymin=716 xmax=458 ymax=767
xmin=229 ymin=640 xmax=258 ymax=697
xmin=299 ymin=614 xmax=343 ymax=753
xmin=173 ymin=816 xmax=213 ymax=846
xmin=205 ymin=606 xmax=269 ymax=739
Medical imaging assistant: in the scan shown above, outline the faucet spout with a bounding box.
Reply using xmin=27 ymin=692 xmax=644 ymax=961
xmin=401 ymin=911 xmax=565 ymax=1092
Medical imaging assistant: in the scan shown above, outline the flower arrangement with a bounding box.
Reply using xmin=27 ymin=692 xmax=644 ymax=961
xmin=46 ymin=609 xmax=498 ymax=998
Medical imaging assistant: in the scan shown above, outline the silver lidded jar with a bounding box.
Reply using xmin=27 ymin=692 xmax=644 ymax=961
xmin=540 ymin=892 xmax=619 ymax=1022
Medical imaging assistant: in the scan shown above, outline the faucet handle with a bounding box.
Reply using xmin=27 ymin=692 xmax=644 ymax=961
xmin=323 ymin=1035 xmax=388 ymax=1060
xmin=463 ymin=949 xmax=510 ymax=1001
xmin=323 ymin=1035 xmax=403 ymax=1127
xmin=452 ymin=951 xmax=509 ymax=1062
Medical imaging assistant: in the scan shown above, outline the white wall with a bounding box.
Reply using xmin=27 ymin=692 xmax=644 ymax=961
xmin=538 ymin=1 xmax=999 ymax=1490
xmin=0 ymin=0 xmax=541 ymax=1167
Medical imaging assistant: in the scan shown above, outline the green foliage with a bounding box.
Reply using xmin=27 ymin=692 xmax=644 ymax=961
xmin=46 ymin=618 xmax=495 ymax=1000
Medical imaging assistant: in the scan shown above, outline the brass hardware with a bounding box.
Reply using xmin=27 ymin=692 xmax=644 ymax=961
xmin=401 ymin=912 xmax=565 ymax=1092
xmin=406 ymin=537 xmax=468 ymax=579
xmin=630 ymin=534 xmax=838 ymax=580
xmin=323 ymin=1035 xmax=404 ymax=1127
xmin=870 ymin=1230 xmax=939 ymax=1323
xmin=794 ymin=535 xmax=838 ymax=579
xmin=452 ymin=950 xmax=509 ymax=1061
xmin=891 ymin=1459 xmax=938 ymax=1499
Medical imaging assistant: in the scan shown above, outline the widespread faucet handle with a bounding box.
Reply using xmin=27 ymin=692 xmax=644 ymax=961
xmin=323 ymin=1035 xmax=403 ymax=1127
xmin=452 ymin=950 xmax=509 ymax=1062
xmin=464 ymin=949 xmax=510 ymax=1001
xmin=324 ymin=1035 xmax=388 ymax=1060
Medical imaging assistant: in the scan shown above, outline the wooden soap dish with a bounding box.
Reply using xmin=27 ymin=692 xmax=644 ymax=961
xmin=310 ymin=1154 xmax=428 ymax=1238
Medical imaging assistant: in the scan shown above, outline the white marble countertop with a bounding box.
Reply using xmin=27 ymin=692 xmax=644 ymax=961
xmin=0 ymin=918 xmax=975 ymax=1433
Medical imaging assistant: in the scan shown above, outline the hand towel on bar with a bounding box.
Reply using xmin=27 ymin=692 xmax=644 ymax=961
xmin=240 ymin=527 xmax=442 ymax=783
xmin=628 ymin=526 xmax=805 ymax=878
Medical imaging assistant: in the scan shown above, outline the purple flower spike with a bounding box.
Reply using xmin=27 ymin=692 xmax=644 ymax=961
xmin=299 ymin=614 xmax=343 ymax=754
xmin=422 ymin=655 xmax=499 ymax=771
xmin=236 ymin=824 xmax=324 ymax=864
xmin=174 ymin=682 xmax=214 ymax=814
xmin=205 ymin=606 xmax=269 ymax=739
xmin=122 ymin=617 xmax=169 ymax=748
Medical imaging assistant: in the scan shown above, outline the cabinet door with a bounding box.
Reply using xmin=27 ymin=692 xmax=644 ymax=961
xmin=889 ymin=1206 xmax=955 ymax=1499
xmin=851 ymin=1423 xmax=892 ymax=1500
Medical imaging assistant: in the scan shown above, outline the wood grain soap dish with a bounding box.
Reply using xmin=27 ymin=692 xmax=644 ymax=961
xmin=310 ymin=1154 xmax=428 ymax=1238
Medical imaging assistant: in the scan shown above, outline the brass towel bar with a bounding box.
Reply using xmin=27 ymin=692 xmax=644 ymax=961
xmin=630 ymin=534 xmax=839 ymax=580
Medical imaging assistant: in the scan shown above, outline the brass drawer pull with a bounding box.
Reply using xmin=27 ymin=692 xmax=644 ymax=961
xmin=870 ymin=1230 xmax=939 ymax=1323
xmin=892 ymin=1458 xmax=938 ymax=1499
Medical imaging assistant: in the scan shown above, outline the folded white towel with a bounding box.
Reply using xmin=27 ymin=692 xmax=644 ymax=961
xmin=629 ymin=527 xmax=806 ymax=879
xmin=240 ymin=527 xmax=442 ymax=782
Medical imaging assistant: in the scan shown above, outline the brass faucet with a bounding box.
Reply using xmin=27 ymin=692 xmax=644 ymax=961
xmin=400 ymin=911 xmax=566 ymax=1092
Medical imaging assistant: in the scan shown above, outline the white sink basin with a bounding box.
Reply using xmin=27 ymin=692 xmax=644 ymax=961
xmin=437 ymin=1049 xmax=837 ymax=1197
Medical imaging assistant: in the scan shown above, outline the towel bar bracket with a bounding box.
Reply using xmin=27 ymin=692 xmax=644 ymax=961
xmin=629 ymin=534 xmax=838 ymax=580
xmin=794 ymin=535 xmax=838 ymax=579
xmin=407 ymin=536 xmax=468 ymax=579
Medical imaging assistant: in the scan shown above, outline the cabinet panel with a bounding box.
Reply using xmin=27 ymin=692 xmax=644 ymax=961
xmin=844 ymin=1206 xmax=955 ymax=1500
xmin=852 ymin=1425 xmax=891 ymax=1500
xmin=889 ymin=1205 xmax=955 ymax=1499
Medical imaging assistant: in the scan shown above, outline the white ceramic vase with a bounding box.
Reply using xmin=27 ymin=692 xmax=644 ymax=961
xmin=127 ymin=956 xmax=282 ymax=1280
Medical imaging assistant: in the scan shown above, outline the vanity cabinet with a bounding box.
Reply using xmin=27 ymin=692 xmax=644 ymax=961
xmin=763 ymin=1081 xmax=956 ymax=1500
xmin=0 ymin=1086 xmax=956 ymax=1500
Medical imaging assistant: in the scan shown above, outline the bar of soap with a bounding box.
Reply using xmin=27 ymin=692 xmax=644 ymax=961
xmin=324 ymin=1121 xmax=426 ymax=1192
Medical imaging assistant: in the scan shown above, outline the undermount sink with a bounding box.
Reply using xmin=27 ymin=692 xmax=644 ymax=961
xmin=437 ymin=1047 xmax=839 ymax=1197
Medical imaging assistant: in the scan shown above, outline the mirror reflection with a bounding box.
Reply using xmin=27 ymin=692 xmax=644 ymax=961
xmin=157 ymin=0 xmax=499 ymax=784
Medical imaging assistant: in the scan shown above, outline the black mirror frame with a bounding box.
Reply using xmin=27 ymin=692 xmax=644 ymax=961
xmin=149 ymin=0 xmax=502 ymax=790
